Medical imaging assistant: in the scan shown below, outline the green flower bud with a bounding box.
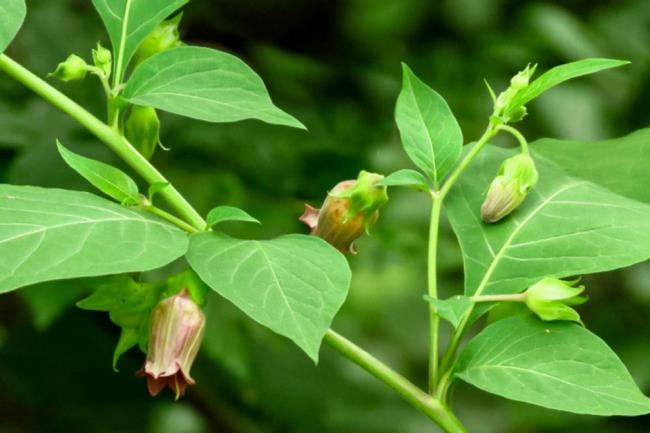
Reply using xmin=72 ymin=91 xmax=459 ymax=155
xmin=92 ymin=42 xmax=112 ymax=77
xmin=481 ymin=153 xmax=538 ymax=223
xmin=494 ymin=63 xmax=537 ymax=123
xmin=125 ymin=106 xmax=162 ymax=160
xmin=134 ymin=13 xmax=183 ymax=65
xmin=300 ymin=171 xmax=389 ymax=254
xmin=525 ymin=277 xmax=587 ymax=323
xmin=49 ymin=54 xmax=88 ymax=82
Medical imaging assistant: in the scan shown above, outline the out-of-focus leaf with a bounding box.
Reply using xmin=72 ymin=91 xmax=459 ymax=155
xmin=0 ymin=0 xmax=26 ymax=53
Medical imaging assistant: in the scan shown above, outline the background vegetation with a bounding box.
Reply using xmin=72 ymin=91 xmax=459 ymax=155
xmin=1 ymin=0 xmax=649 ymax=432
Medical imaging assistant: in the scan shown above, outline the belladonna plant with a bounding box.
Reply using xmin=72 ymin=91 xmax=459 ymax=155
xmin=2 ymin=0 xmax=650 ymax=431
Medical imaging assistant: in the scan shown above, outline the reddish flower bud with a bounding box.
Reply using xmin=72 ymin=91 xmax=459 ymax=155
xmin=137 ymin=289 xmax=205 ymax=399
xmin=300 ymin=171 xmax=388 ymax=254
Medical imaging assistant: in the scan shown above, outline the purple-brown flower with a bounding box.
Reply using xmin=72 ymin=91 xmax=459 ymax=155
xmin=300 ymin=171 xmax=388 ymax=254
xmin=137 ymin=289 xmax=205 ymax=399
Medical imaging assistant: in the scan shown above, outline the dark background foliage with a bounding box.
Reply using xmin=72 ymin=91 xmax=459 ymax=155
xmin=1 ymin=0 xmax=650 ymax=432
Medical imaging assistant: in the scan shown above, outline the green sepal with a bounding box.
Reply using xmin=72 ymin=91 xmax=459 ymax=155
xmin=165 ymin=269 xmax=209 ymax=306
xmin=329 ymin=170 xmax=388 ymax=227
xmin=524 ymin=277 xmax=587 ymax=324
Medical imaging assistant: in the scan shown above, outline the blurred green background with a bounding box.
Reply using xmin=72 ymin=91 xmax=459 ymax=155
xmin=1 ymin=0 xmax=650 ymax=432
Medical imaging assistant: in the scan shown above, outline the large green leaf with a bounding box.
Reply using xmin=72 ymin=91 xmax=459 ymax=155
xmin=0 ymin=184 xmax=188 ymax=293
xmin=0 ymin=0 xmax=26 ymax=53
xmin=533 ymin=128 xmax=650 ymax=203
xmin=446 ymin=145 xmax=650 ymax=299
xmin=186 ymin=233 xmax=351 ymax=361
xmin=455 ymin=315 xmax=650 ymax=415
xmin=395 ymin=64 xmax=463 ymax=187
xmin=122 ymin=46 xmax=305 ymax=129
xmin=91 ymin=0 xmax=188 ymax=78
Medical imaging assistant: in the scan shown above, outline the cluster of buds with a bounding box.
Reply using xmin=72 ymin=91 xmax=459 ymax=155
xmin=138 ymin=289 xmax=206 ymax=399
xmin=134 ymin=13 xmax=183 ymax=65
xmin=481 ymin=153 xmax=538 ymax=223
xmin=524 ymin=277 xmax=587 ymax=323
xmin=300 ymin=171 xmax=388 ymax=254
xmin=491 ymin=64 xmax=537 ymax=123
xmin=49 ymin=42 xmax=112 ymax=82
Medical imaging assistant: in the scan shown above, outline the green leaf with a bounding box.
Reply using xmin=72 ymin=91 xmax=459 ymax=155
xmin=0 ymin=0 xmax=25 ymax=53
xmin=395 ymin=64 xmax=463 ymax=187
xmin=123 ymin=46 xmax=306 ymax=129
xmin=533 ymin=128 xmax=650 ymax=203
xmin=454 ymin=315 xmax=650 ymax=415
xmin=186 ymin=233 xmax=351 ymax=361
xmin=424 ymin=295 xmax=472 ymax=329
xmin=506 ymin=58 xmax=629 ymax=116
xmin=0 ymin=184 xmax=188 ymax=293
xmin=91 ymin=0 xmax=188 ymax=78
xmin=57 ymin=140 xmax=140 ymax=205
xmin=446 ymin=146 xmax=650 ymax=302
xmin=379 ymin=169 xmax=429 ymax=192
xmin=206 ymin=206 xmax=260 ymax=229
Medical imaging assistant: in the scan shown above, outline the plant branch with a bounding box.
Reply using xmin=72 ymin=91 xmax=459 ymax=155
xmin=427 ymin=196 xmax=443 ymax=393
xmin=0 ymin=53 xmax=206 ymax=230
xmin=471 ymin=293 xmax=526 ymax=303
xmin=324 ymin=329 xmax=467 ymax=433
xmin=495 ymin=124 xmax=528 ymax=154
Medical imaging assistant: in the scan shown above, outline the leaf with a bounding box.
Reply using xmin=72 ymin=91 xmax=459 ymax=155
xmin=57 ymin=140 xmax=140 ymax=205
xmin=0 ymin=184 xmax=188 ymax=293
xmin=77 ymin=275 xmax=160 ymax=313
xmin=122 ymin=46 xmax=306 ymax=129
xmin=532 ymin=128 xmax=650 ymax=203
xmin=0 ymin=0 xmax=25 ymax=53
xmin=379 ymin=169 xmax=429 ymax=192
xmin=445 ymin=145 xmax=650 ymax=302
xmin=395 ymin=64 xmax=463 ymax=187
xmin=424 ymin=295 xmax=472 ymax=329
xmin=206 ymin=206 xmax=260 ymax=229
xmin=454 ymin=315 xmax=650 ymax=415
xmin=506 ymin=58 xmax=629 ymax=116
xmin=186 ymin=233 xmax=351 ymax=361
xmin=91 ymin=0 xmax=188 ymax=78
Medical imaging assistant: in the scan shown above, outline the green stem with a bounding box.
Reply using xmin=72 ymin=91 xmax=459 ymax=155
xmin=471 ymin=293 xmax=526 ymax=303
xmin=495 ymin=124 xmax=528 ymax=154
xmin=324 ymin=330 xmax=467 ymax=433
xmin=427 ymin=195 xmax=443 ymax=393
xmin=145 ymin=205 xmax=199 ymax=234
xmin=112 ymin=0 xmax=132 ymax=90
xmin=0 ymin=53 xmax=206 ymax=230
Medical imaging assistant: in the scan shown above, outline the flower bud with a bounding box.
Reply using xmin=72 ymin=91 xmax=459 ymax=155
xmin=134 ymin=13 xmax=183 ymax=65
xmin=480 ymin=153 xmax=538 ymax=223
xmin=300 ymin=171 xmax=388 ymax=254
xmin=125 ymin=106 xmax=162 ymax=160
xmin=524 ymin=277 xmax=587 ymax=323
xmin=494 ymin=64 xmax=537 ymax=122
xmin=49 ymin=54 xmax=88 ymax=82
xmin=92 ymin=42 xmax=112 ymax=77
xmin=137 ymin=289 xmax=205 ymax=399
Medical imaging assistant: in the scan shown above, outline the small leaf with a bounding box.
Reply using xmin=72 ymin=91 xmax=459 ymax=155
xmin=395 ymin=63 xmax=463 ymax=187
xmin=455 ymin=315 xmax=650 ymax=415
xmin=57 ymin=140 xmax=140 ymax=205
xmin=0 ymin=0 xmax=26 ymax=53
xmin=91 ymin=0 xmax=188 ymax=79
xmin=507 ymin=58 xmax=629 ymax=116
xmin=186 ymin=233 xmax=351 ymax=361
xmin=379 ymin=169 xmax=429 ymax=192
xmin=424 ymin=295 xmax=472 ymax=329
xmin=0 ymin=184 xmax=189 ymax=293
xmin=123 ymin=46 xmax=306 ymax=129
xmin=206 ymin=206 xmax=260 ymax=229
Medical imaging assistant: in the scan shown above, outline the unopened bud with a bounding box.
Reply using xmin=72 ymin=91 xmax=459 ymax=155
xmin=134 ymin=13 xmax=183 ymax=65
xmin=125 ymin=106 xmax=162 ymax=160
xmin=92 ymin=42 xmax=112 ymax=77
xmin=300 ymin=171 xmax=388 ymax=254
xmin=481 ymin=153 xmax=538 ymax=223
xmin=137 ymin=289 xmax=205 ymax=399
xmin=49 ymin=54 xmax=88 ymax=82
xmin=525 ymin=277 xmax=587 ymax=323
xmin=494 ymin=64 xmax=537 ymax=122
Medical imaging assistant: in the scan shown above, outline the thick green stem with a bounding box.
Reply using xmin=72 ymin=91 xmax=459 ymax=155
xmin=0 ymin=54 xmax=206 ymax=230
xmin=324 ymin=330 xmax=467 ymax=433
xmin=427 ymin=196 xmax=443 ymax=393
